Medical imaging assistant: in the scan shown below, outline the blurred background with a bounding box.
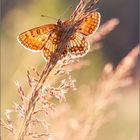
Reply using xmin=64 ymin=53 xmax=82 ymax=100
xmin=1 ymin=0 xmax=139 ymax=140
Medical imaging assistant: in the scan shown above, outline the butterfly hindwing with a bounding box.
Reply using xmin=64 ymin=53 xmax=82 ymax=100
xmin=43 ymin=31 xmax=58 ymax=59
xmin=43 ymin=32 xmax=68 ymax=60
xmin=79 ymin=11 xmax=101 ymax=36
xmin=68 ymin=32 xmax=89 ymax=58
xmin=17 ymin=24 xmax=58 ymax=51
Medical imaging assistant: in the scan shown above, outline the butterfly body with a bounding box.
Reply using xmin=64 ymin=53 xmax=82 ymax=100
xmin=17 ymin=11 xmax=101 ymax=60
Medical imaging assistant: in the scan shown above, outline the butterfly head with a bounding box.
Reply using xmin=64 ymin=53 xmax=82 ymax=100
xmin=57 ymin=19 xmax=63 ymax=27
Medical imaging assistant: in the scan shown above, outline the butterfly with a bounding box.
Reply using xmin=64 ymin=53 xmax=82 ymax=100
xmin=17 ymin=9 xmax=101 ymax=61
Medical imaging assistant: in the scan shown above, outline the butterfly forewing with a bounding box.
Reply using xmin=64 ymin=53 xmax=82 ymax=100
xmin=79 ymin=11 xmax=101 ymax=36
xmin=68 ymin=32 xmax=89 ymax=58
xmin=17 ymin=24 xmax=58 ymax=51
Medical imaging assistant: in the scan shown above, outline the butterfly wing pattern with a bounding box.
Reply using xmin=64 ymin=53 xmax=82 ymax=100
xmin=17 ymin=10 xmax=101 ymax=60
xmin=68 ymin=32 xmax=89 ymax=58
xmin=17 ymin=24 xmax=57 ymax=51
xmin=66 ymin=11 xmax=101 ymax=58
xmin=79 ymin=12 xmax=101 ymax=36
xmin=43 ymin=31 xmax=59 ymax=59
xmin=43 ymin=30 xmax=68 ymax=60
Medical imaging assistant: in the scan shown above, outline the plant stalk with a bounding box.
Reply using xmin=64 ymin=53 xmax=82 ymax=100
xmin=15 ymin=62 xmax=55 ymax=140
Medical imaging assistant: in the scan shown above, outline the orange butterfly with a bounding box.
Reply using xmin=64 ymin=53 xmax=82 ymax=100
xmin=17 ymin=8 xmax=101 ymax=61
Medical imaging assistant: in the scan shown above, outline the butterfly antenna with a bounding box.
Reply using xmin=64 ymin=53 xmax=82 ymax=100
xmin=41 ymin=14 xmax=57 ymax=21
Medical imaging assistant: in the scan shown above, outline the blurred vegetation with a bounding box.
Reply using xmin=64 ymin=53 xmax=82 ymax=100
xmin=1 ymin=0 xmax=139 ymax=140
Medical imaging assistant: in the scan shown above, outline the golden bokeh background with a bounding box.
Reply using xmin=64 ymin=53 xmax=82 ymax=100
xmin=1 ymin=0 xmax=139 ymax=140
